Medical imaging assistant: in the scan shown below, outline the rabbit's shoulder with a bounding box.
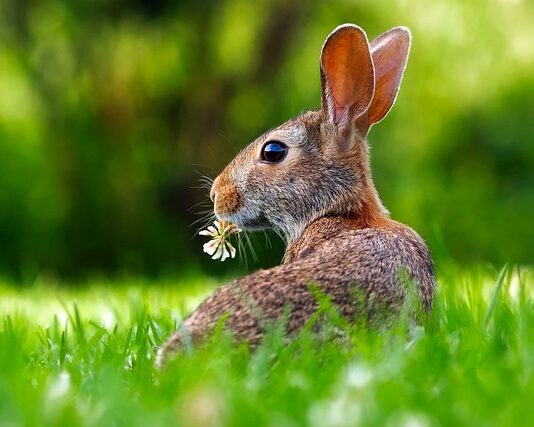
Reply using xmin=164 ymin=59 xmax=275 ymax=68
xmin=282 ymin=217 xmax=435 ymax=302
xmin=286 ymin=217 xmax=428 ymax=262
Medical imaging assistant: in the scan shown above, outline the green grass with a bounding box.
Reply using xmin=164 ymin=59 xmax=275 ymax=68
xmin=1 ymin=264 xmax=534 ymax=427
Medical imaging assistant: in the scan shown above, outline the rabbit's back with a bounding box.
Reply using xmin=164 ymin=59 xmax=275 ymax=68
xmin=159 ymin=217 xmax=434 ymax=359
xmin=283 ymin=216 xmax=435 ymax=310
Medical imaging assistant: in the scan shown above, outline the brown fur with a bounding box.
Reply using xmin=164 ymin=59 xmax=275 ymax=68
xmin=211 ymin=173 xmax=241 ymax=216
xmin=157 ymin=24 xmax=435 ymax=368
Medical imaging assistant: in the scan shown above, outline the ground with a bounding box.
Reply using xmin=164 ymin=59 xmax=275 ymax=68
xmin=1 ymin=264 xmax=533 ymax=427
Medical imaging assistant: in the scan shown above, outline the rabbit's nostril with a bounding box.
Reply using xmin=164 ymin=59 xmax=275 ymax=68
xmin=210 ymin=188 xmax=216 ymax=203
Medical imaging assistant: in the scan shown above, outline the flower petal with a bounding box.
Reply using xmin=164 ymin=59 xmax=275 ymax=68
xmin=220 ymin=246 xmax=230 ymax=262
xmin=198 ymin=230 xmax=213 ymax=236
xmin=211 ymin=243 xmax=223 ymax=260
xmin=203 ymin=240 xmax=219 ymax=256
xmin=226 ymin=242 xmax=236 ymax=258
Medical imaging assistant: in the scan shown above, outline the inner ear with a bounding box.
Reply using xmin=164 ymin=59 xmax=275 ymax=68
xmin=368 ymin=27 xmax=411 ymax=126
xmin=320 ymin=25 xmax=375 ymax=127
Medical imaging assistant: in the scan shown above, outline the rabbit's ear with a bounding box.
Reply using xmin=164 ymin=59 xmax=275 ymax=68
xmin=320 ymin=24 xmax=375 ymax=129
xmin=367 ymin=27 xmax=411 ymax=126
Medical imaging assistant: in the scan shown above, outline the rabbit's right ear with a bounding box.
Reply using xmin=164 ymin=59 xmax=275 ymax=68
xmin=367 ymin=27 xmax=411 ymax=126
xmin=320 ymin=25 xmax=375 ymax=131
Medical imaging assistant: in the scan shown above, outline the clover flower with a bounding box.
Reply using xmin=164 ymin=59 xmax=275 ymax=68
xmin=199 ymin=220 xmax=241 ymax=261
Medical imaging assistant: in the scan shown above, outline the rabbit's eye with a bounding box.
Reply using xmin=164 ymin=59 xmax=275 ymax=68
xmin=261 ymin=141 xmax=288 ymax=163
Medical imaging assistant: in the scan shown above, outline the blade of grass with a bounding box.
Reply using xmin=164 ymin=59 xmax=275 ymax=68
xmin=484 ymin=264 xmax=509 ymax=327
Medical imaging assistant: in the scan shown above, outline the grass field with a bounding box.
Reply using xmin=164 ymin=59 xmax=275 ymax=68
xmin=1 ymin=264 xmax=534 ymax=427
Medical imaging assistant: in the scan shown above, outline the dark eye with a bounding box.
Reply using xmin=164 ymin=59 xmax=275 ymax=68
xmin=261 ymin=141 xmax=288 ymax=163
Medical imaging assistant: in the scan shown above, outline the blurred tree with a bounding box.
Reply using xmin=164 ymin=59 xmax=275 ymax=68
xmin=0 ymin=0 xmax=532 ymax=280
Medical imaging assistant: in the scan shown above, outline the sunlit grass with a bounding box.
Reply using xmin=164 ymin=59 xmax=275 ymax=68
xmin=1 ymin=264 xmax=533 ymax=426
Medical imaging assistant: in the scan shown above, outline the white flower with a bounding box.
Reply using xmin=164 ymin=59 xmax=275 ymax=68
xmin=200 ymin=220 xmax=241 ymax=262
xmin=199 ymin=225 xmax=218 ymax=237
xmin=203 ymin=239 xmax=220 ymax=256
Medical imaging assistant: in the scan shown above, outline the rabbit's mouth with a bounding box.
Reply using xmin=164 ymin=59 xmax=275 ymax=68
xmin=239 ymin=215 xmax=270 ymax=230
xmin=218 ymin=210 xmax=270 ymax=231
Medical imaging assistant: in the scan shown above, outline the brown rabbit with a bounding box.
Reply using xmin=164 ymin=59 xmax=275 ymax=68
xmin=157 ymin=24 xmax=435 ymax=367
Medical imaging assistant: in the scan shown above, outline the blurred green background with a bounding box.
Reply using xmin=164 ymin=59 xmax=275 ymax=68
xmin=0 ymin=0 xmax=533 ymax=280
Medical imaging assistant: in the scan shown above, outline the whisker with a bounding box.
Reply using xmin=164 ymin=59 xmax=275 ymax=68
xmin=192 ymin=213 xmax=214 ymax=227
xmin=188 ymin=201 xmax=213 ymax=212
xmin=197 ymin=175 xmax=214 ymax=185
xmin=190 ymin=207 xmax=215 ymax=217
xmin=275 ymin=228 xmax=285 ymax=241
xmin=197 ymin=174 xmax=213 ymax=181
xmin=189 ymin=206 xmax=215 ymax=216
xmin=243 ymin=231 xmax=259 ymax=263
xmin=193 ymin=208 xmax=216 ymax=216
xmin=263 ymin=231 xmax=272 ymax=249
xmin=193 ymin=169 xmax=215 ymax=179
xmin=191 ymin=184 xmax=213 ymax=192
xmin=190 ymin=212 xmax=216 ymax=230
xmin=189 ymin=172 xmax=215 ymax=193
xmin=188 ymin=172 xmax=215 ymax=230
xmin=236 ymin=233 xmax=249 ymax=270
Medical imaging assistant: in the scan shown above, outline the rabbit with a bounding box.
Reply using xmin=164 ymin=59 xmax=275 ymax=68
xmin=157 ymin=24 xmax=435 ymax=368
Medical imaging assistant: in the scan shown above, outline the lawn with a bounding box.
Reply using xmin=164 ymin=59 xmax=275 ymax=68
xmin=1 ymin=264 xmax=533 ymax=427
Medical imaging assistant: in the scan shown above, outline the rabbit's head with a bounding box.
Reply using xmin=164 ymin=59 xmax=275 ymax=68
xmin=210 ymin=25 xmax=411 ymax=242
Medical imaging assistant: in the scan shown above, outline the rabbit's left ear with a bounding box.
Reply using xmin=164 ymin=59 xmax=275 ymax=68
xmin=367 ymin=27 xmax=411 ymax=126
xmin=320 ymin=25 xmax=375 ymax=130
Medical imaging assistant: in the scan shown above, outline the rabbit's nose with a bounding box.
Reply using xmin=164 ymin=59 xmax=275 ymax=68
xmin=210 ymin=174 xmax=241 ymax=216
